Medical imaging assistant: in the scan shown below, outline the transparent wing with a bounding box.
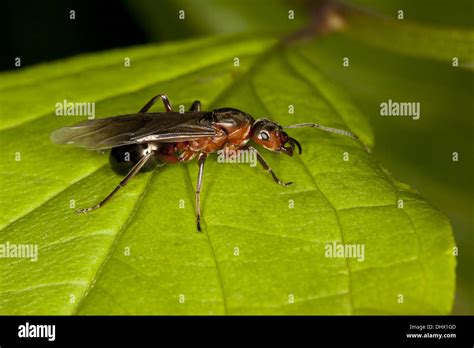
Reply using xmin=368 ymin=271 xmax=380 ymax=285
xmin=50 ymin=112 xmax=216 ymax=150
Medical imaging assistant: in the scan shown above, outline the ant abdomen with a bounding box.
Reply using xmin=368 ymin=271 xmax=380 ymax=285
xmin=109 ymin=143 xmax=161 ymax=175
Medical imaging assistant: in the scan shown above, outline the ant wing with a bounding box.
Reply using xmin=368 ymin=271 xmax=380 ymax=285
xmin=50 ymin=112 xmax=217 ymax=150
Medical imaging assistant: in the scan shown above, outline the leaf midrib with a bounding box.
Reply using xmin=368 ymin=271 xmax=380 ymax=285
xmin=72 ymin=40 xmax=282 ymax=314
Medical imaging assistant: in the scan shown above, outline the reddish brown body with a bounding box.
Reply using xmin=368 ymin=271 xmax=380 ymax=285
xmin=155 ymin=108 xmax=254 ymax=164
xmin=51 ymin=93 xmax=356 ymax=231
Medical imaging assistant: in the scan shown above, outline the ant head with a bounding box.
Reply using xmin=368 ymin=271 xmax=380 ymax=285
xmin=251 ymin=119 xmax=301 ymax=156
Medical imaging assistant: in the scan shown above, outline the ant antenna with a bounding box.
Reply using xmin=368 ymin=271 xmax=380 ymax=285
xmin=284 ymin=123 xmax=358 ymax=139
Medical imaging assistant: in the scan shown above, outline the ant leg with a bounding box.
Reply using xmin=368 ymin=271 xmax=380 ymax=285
xmin=139 ymin=94 xmax=173 ymax=113
xmin=195 ymin=153 xmax=208 ymax=232
xmin=76 ymin=151 xmax=154 ymax=213
xmin=139 ymin=96 xmax=199 ymax=114
xmin=189 ymin=100 xmax=201 ymax=112
xmin=247 ymin=146 xmax=293 ymax=187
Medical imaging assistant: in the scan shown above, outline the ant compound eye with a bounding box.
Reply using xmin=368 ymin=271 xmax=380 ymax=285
xmin=259 ymin=130 xmax=270 ymax=141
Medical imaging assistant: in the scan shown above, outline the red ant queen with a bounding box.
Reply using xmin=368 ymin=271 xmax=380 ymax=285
xmin=52 ymin=94 xmax=358 ymax=231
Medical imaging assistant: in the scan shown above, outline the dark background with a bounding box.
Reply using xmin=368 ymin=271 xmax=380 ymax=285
xmin=1 ymin=0 xmax=147 ymax=71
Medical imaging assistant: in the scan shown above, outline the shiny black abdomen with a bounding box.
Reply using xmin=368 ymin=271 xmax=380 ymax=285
xmin=109 ymin=143 xmax=161 ymax=175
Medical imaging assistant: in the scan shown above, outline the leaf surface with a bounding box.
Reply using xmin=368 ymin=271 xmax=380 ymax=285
xmin=0 ymin=33 xmax=455 ymax=314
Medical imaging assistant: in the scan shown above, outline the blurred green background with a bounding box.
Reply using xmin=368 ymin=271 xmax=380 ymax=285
xmin=2 ymin=0 xmax=472 ymax=314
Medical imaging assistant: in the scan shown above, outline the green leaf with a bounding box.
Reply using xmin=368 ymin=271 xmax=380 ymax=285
xmin=0 ymin=33 xmax=455 ymax=314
